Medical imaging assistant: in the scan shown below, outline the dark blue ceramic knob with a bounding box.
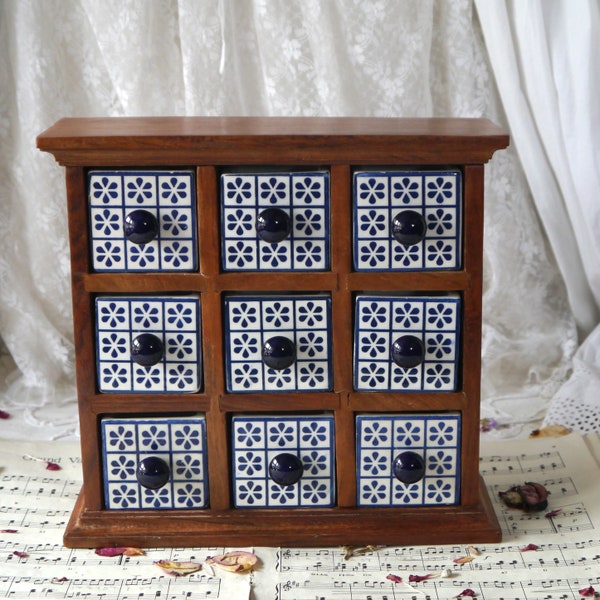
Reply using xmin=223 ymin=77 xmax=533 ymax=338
xmin=131 ymin=333 xmax=164 ymax=367
xmin=124 ymin=209 xmax=159 ymax=244
xmin=391 ymin=210 xmax=426 ymax=246
xmin=268 ymin=452 xmax=304 ymax=486
xmin=136 ymin=456 xmax=170 ymax=489
xmin=393 ymin=451 xmax=425 ymax=484
xmin=256 ymin=208 xmax=292 ymax=243
xmin=262 ymin=336 xmax=296 ymax=370
xmin=391 ymin=335 xmax=424 ymax=369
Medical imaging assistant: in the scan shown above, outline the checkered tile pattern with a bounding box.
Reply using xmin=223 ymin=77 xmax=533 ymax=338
xmin=231 ymin=414 xmax=336 ymax=508
xmin=221 ymin=171 xmax=330 ymax=270
xmin=95 ymin=295 xmax=202 ymax=393
xmin=89 ymin=170 xmax=197 ymax=271
xmin=102 ymin=416 xmax=209 ymax=510
xmin=224 ymin=294 xmax=332 ymax=393
xmin=356 ymin=413 xmax=461 ymax=506
xmin=353 ymin=170 xmax=461 ymax=271
xmin=354 ymin=295 xmax=460 ymax=392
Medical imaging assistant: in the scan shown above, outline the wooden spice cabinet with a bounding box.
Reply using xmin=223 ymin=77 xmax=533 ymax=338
xmin=37 ymin=117 xmax=508 ymax=548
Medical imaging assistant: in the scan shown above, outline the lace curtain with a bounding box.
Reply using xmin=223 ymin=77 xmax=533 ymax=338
xmin=0 ymin=0 xmax=580 ymax=439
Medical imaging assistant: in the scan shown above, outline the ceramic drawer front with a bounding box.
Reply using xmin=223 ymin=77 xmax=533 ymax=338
xmin=353 ymin=169 xmax=462 ymax=271
xmin=231 ymin=414 xmax=336 ymax=508
xmin=88 ymin=169 xmax=197 ymax=272
xmin=101 ymin=415 xmax=209 ymax=510
xmin=95 ymin=295 xmax=202 ymax=393
xmin=221 ymin=170 xmax=330 ymax=271
xmin=224 ymin=294 xmax=333 ymax=393
xmin=356 ymin=413 xmax=461 ymax=507
xmin=354 ymin=294 xmax=460 ymax=392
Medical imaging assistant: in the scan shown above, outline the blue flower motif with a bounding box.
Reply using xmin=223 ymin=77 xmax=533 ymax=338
xmin=394 ymin=482 xmax=422 ymax=503
xmin=301 ymin=480 xmax=328 ymax=503
xmin=361 ymin=302 xmax=387 ymax=328
xmin=144 ymin=486 xmax=170 ymax=508
xmin=261 ymin=243 xmax=288 ymax=267
xmin=129 ymin=243 xmax=156 ymax=268
xmin=269 ymin=422 xmax=295 ymax=447
xmin=358 ymin=177 xmax=385 ymax=204
xmin=127 ymin=177 xmax=153 ymax=203
xmin=427 ymin=333 xmax=453 ymax=359
xmin=226 ymin=177 xmax=253 ymax=204
xmin=167 ymin=303 xmax=194 ymax=328
xmin=96 ymin=241 xmax=122 ymax=268
xmin=162 ymin=209 xmax=189 ymax=235
xmin=426 ymin=240 xmax=454 ymax=265
xmin=167 ymin=334 xmax=194 ymax=360
xmin=161 ymin=176 xmax=190 ymax=203
xmin=392 ymin=366 xmax=420 ymax=388
xmin=296 ymin=241 xmax=322 ymax=268
xmin=100 ymin=302 xmax=126 ymax=327
xmin=238 ymin=480 xmax=264 ymax=505
xmin=362 ymin=422 xmax=389 ymax=446
xmin=427 ymin=303 xmax=455 ymax=328
xmin=425 ymin=364 xmax=452 ymax=389
xmin=428 ymin=421 xmax=456 ymax=445
xmin=102 ymin=364 xmax=129 ymax=389
xmin=174 ymin=454 xmax=202 ymax=478
xmin=173 ymin=425 xmax=201 ymax=450
xmin=236 ymin=422 xmax=262 ymax=447
xmin=360 ymin=363 xmax=386 ymax=387
xmin=94 ymin=208 xmax=120 ymax=235
xmin=426 ymin=479 xmax=453 ymax=503
xmin=136 ymin=365 xmax=162 ymax=389
xmin=361 ymin=332 xmax=386 ymax=358
xmin=395 ymin=421 xmax=422 ymax=446
xmin=140 ymin=425 xmax=167 ymax=450
xmin=133 ymin=303 xmax=160 ymax=328
xmin=226 ymin=209 xmax=253 ymax=235
xmin=92 ymin=176 xmax=119 ymax=203
xmin=297 ymin=301 xmax=324 ymax=327
xmin=232 ymin=333 xmax=258 ymax=359
xmin=227 ymin=241 xmax=255 ymax=268
xmin=238 ymin=451 xmax=262 ymax=476
xmin=298 ymin=363 xmax=326 ymax=388
xmin=361 ymin=480 xmax=387 ymax=504
xmin=298 ymin=332 xmax=324 ymax=357
xmin=112 ymin=484 xmax=137 ymax=508
xmin=176 ymin=483 xmax=204 ymax=507
xmin=303 ymin=451 xmax=327 ymax=476
xmin=108 ymin=426 xmax=134 ymax=451
xmin=360 ymin=241 xmax=386 ymax=267
xmin=266 ymin=368 xmax=293 ymax=388
xmin=163 ymin=241 xmax=190 ymax=268
xmin=363 ymin=451 xmax=387 ymax=476
xmin=393 ymin=244 xmax=420 ymax=266
xmin=295 ymin=209 xmax=322 ymax=236
xmin=394 ymin=302 xmax=421 ymax=328
xmin=264 ymin=302 xmax=291 ymax=327
xmin=233 ymin=364 xmax=260 ymax=389
xmin=259 ymin=177 xmax=287 ymax=203
xmin=101 ymin=333 xmax=127 ymax=358
xmin=426 ymin=177 xmax=454 ymax=203
xmin=109 ymin=455 xmax=136 ymax=479
xmin=427 ymin=208 xmax=453 ymax=235
xmin=392 ymin=177 xmax=420 ymax=204
xmin=295 ymin=177 xmax=322 ymax=203
xmin=231 ymin=303 xmax=257 ymax=328
xmin=359 ymin=209 xmax=386 ymax=235
xmin=301 ymin=421 xmax=328 ymax=446
xmin=428 ymin=450 xmax=454 ymax=475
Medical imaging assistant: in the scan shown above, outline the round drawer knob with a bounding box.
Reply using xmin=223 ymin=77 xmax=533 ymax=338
xmin=136 ymin=456 xmax=170 ymax=489
xmin=256 ymin=208 xmax=292 ymax=243
xmin=262 ymin=335 xmax=296 ymax=370
xmin=393 ymin=451 xmax=425 ymax=484
xmin=131 ymin=333 xmax=164 ymax=367
xmin=269 ymin=452 xmax=304 ymax=486
xmin=391 ymin=210 xmax=426 ymax=246
xmin=391 ymin=335 xmax=424 ymax=369
xmin=124 ymin=209 xmax=159 ymax=244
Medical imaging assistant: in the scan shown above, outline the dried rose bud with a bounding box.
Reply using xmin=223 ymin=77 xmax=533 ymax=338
xmin=499 ymin=482 xmax=549 ymax=512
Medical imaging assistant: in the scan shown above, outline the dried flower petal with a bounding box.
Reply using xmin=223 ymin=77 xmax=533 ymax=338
xmin=545 ymin=508 xmax=563 ymax=518
xmin=579 ymin=586 xmax=595 ymax=597
xmin=95 ymin=547 xmax=144 ymax=557
xmin=45 ymin=461 xmax=61 ymax=471
xmin=453 ymin=555 xmax=475 ymax=565
xmin=0 ymin=410 xmax=10 ymax=419
xmin=206 ymin=551 xmax=258 ymax=573
xmin=480 ymin=418 xmax=497 ymax=432
xmin=456 ymin=589 xmax=477 ymax=598
xmin=409 ymin=573 xmax=434 ymax=582
xmin=386 ymin=573 xmax=403 ymax=583
xmin=13 ymin=551 xmax=28 ymax=558
xmin=499 ymin=482 xmax=549 ymax=512
xmin=520 ymin=543 xmax=539 ymax=552
xmin=530 ymin=424 xmax=570 ymax=438
xmin=438 ymin=568 xmax=454 ymax=578
xmin=1 ymin=529 xmax=18 ymax=533
xmin=154 ymin=560 xmax=202 ymax=577
xmin=467 ymin=545 xmax=481 ymax=557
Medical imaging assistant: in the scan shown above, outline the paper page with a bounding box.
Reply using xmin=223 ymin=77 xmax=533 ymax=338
xmin=2 ymin=434 xmax=600 ymax=599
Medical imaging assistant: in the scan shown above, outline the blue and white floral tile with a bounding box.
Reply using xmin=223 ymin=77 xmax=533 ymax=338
xmin=353 ymin=170 xmax=461 ymax=271
xmin=231 ymin=414 xmax=336 ymax=508
xmin=101 ymin=415 xmax=209 ymax=510
xmin=224 ymin=294 xmax=332 ymax=393
xmin=356 ymin=413 xmax=461 ymax=507
xmin=88 ymin=170 xmax=197 ymax=272
xmin=354 ymin=294 xmax=460 ymax=392
xmin=95 ymin=295 xmax=202 ymax=393
xmin=221 ymin=171 xmax=330 ymax=271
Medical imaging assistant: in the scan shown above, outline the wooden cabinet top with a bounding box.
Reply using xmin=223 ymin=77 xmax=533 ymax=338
xmin=37 ymin=116 xmax=509 ymax=166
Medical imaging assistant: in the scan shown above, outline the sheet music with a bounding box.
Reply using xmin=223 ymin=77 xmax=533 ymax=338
xmin=2 ymin=435 xmax=600 ymax=599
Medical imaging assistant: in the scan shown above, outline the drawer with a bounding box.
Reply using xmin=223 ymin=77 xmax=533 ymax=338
xmin=231 ymin=414 xmax=335 ymax=508
xmin=356 ymin=413 xmax=461 ymax=506
xmin=353 ymin=170 xmax=461 ymax=271
xmin=88 ymin=170 xmax=197 ymax=272
xmin=101 ymin=415 xmax=209 ymax=510
xmin=354 ymin=294 xmax=460 ymax=392
xmin=221 ymin=171 xmax=330 ymax=271
xmin=95 ymin=295 xmax=202 ymax=393
xmin=224 ymin=294 xmax=332 ymax=393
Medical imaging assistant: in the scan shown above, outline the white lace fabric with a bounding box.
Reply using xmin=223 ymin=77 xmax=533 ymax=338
xmin=0 ymin=0 xmax=593 ymax=440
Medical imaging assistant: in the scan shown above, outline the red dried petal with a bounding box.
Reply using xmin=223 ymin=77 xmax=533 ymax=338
xmin=457 ymin=589 xmax=477 ymax=598
xmin=579 ymin=586 xmax=595 ymax=597
xmin=545 ymin=508 xmax=562 ymax=518
xmin=13 ymin=551 xmax=28 ymax=558
xmin=1 ymin=529 xmax=18 ymax=533
xmin=94 ymin=547 xmax=144 ymax=557
xmin=45 ymin=461 xmax=61 ymax=471
xmin=409 ymin=573 xmax=433 ymax=582
xmin=520 ymin=544 xmax=539 ymax=552
xmin=0 ymin=410 xmax=10 ymax=419
xmin=386 ymin=573 xmax=403 ymax=583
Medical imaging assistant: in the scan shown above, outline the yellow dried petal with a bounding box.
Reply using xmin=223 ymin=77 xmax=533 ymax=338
xmin=206 ymin=551 xmax=258 ymax=573
xmin=453 ymin=555 xmax=475 ymax=565
xmin=154 ymin=560 xmax=202 ymax=576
